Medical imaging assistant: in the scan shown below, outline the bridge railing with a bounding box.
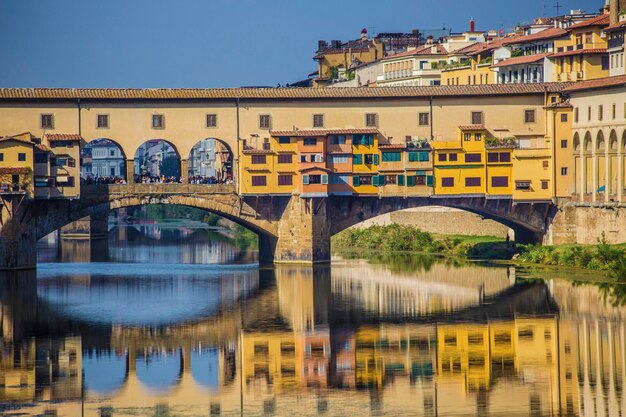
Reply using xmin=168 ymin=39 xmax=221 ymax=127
xmin=81 ymin=183 xmax=237 ymax=197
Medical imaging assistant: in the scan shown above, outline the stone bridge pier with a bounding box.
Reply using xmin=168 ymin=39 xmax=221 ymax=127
xmin=0 ymin=184 xmax=559 ymax=270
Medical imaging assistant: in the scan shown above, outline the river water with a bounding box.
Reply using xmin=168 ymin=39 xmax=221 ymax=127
xmin=1 ymin=221 xmax=625 ymax=416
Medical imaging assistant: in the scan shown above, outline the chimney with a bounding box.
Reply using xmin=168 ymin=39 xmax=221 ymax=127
xmin=611 ymin=0 xmax=619 ymax=24
xmin=361 ymin=28 xmax=368 ymax=42
xmin=470 ymin=18 xmax=476 ymax=32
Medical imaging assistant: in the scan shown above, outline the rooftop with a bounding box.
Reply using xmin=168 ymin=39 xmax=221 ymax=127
xmin=270 ymin=128 xmax=380 ymax=137
xmin=44 ymin=133 xmax=82 ymax=141
xmin=383 ymin=44 xmax=448 ymax=60
xmin=563 ymin=74 xmax=626 ymax=92
xmin=502 ymin=27 xmax=568 ymax=45
xmin=568 ymin=13 xmax=610 ymax=29
xmin=550 ymin=48 xmax=607 ymax=58
xmin=0 ymin=84 xmax=574 ymax=100
xmin=491 ymin=53 xmax=551 ymax=68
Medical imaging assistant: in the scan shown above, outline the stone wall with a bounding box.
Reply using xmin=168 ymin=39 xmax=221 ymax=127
xmin=350 ymin=206 xmax=512 ymax=238
xmin=546 ymin=204 xmax=626 ymax=245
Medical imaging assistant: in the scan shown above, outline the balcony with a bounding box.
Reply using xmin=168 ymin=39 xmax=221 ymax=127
xmin=485 ymin=137 xmax=518 ymax=149
xmin=609 ymin=38 xmax=624 ymax=50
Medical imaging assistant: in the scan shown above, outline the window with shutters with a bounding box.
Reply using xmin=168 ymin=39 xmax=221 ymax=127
xmin=97 ymin=114 xmax=109 ymax=129
xmin=251 ymin=155 xmax=266 ymax=164
xmin=524 ymin=109 xmax=536 ymax=123
xmin=303 ymin=138 xmax=317 ymax=146
xmin=442 ymin=177 xmax=454 ymax=187
xmin=465 ymin=153 xmax=481 ymax=163
xmin=206 ymin=114 xmax=217 ymax=128
xmin=278 ymin=175 xmax=293 ymax=186
xmin=152 ymin=114 xmax=165 ymax=129
xmin=487 ymin=153 xmax=499 ymax=163
xmin=277 ymin=154 xmax=292 ymax=164
xmin=330 ymin=135 xmax=346 ymax=145
xmin=364 ymin=154 xmax=373 ymax=165
xmin=41 ymin=114 xmax=54 ymax=129
xmin=438 ymin=153 xmax=447 ymax=162
xmin=561 ymin=167 xmax=568 ymax=175
xmin=474 ymin=133 xmax=482 ymax=141
xmin=251 ymin=176 xmax=267 ymax=186
xmin=278 ymin=136 xmax=290 ymax=144
xmin=500 ymin=152 xmax=511 ymax=162
xmin=381 ymin=152 xmax=401 ymax=162
xmin=465 ymin=177 xmax=481 ymax=187
xmin=353 ymin=154 xmax=363 ymax=165
xmin=491 ymin=176 xmax=509 ymax=187
xmin=471 ymin=111 xmax=483 ymax=125
xmin=449 ymin=153 xmax=458 ymax=161
xmin=464 ymin=133 xmax=471 ymax=141
xmin=259 ymin=114 xmax=271 ymax=129
xmin=365 ymin=113 xmax=378 ymax=127
xmin=418 ymin=112 xmax=430 ymax=126
xmin=313 ymin=114 xmax=324 ymax=128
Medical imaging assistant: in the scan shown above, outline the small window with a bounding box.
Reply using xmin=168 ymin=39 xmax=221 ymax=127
xmin=251 ymin=176 xmax=267 ymax=186
xmin=465 ymin=153 xmax=481 ymax=163
xmin=0 ymin=153 xmax=3 ymax=161
xmin=542 ymin=160 xmax=549 ymax=168
xmin=277 ymin=154 xmax=292 ymax=164
xmin=18 ymin=153 xmax=26 ymax=162
xmin=491 ymin=176 xmax=509 ymax=187
xmin=330 ymin=135 xmax=346 ymax=145
xmin=251 ymin=155 xmax=266 ymax=164
xmin=418 ymin=112 xmax=430 ymax=126
xmin=442 ymin=177 xmax=454 ymax=187
xmin=500 ymin=152 xmax=511 ymax=162
xmin=474 ymin=133 xmax=482 ymax=141
xmin=97 ymin=114 xmax=109 ymax=129
xmin=561 ymin=113 xmax=568 ymax=123
xmin=303 ymin=137 xmax=317 ymax=146
xmin=574 ymin=107 xmax=579 ymax=123
xmin=353 ymin=154 xmax=363 ymax=165
xmin=259 ymin=114 xmax=271 ymax=129
xmin=541 ymin=180 xmax=549 ymax=189
xmin=471 ymin=111 xmax=483 ymax=125
xmin=524 ymin=109 xmax=536 ymax=123
xmin=561 ymin=140 xmax=568 ymax=148
xmin=588 ymin=106 xmax=591 ymax=121
xmin=465 ymin=177 xmax=481 ymax=187
xmin=152 ymin=114 xmax=164 ymax=129
xmin=464 ymin=133 xmax=471 ymax=141
xmin=449 ymin=153 xmax=458 ymax=162
xmin=313 ymin=114 xmax=324 ymax=128
xmin=488 ymin=152 xmax=499 ymax=163
xmin=438 ymin=153 xmax=447 ymax=162
xmin=365 ymin=113 xmax=378 ymax=127
xmin=598 ymin=105 xmax=603 ymax=121
xmin=278 ymin=175 xmax=293 ymax=186
xmin=613 ymin=104 xmax=616 ymax=120
xmin=206 ymin=114 xmax=217 ymax=128
xmin=278 ymin=137 xmax=290 ymax=144
xmin=561 ymin=167 xmax=568 ymax=175
xmin=41 ymin=114 xmax=54 ymax=129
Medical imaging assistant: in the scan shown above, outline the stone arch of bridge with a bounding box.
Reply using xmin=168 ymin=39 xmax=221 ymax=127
xmin=133 ymin=139 xmax=182 ymax=178
xmin=187 ymin=137 xmax=234 ymax=183
xmin=34 ymin=193 xmax=279 ymax=246
xmin=326 ymin=196 xmax=553 ymax=243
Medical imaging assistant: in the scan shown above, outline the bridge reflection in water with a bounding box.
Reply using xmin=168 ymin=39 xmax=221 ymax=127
xmin=1 ymin=263 xmax=626 ymax=416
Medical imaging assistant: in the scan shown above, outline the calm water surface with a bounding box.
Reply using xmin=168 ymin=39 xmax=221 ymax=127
xmin=1 ymin=222 xmax=625 ymax=416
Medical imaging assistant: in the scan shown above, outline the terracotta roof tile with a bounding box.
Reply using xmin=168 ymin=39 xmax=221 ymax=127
xmin=563 ymin=74 xmax=626 ymax=92
xmin=0 ymin=136 xmax=35 ymax=146
xmin=35 ymin=144 xmax=51 ymax=152
xmin=44 ymin=133 xmax=82 ymax=141
xmin=0 ymin=167 xmax=30 ymax=174
xmin=458 ymin=125 xmax=486 ymax=130
xmin=270 ymin=128 xmax=380 ymax=137
xmin=491 ymin=53 xmax=551 ymax=68
xmin=383 ymin=44 xmax=448 ymax=60
xmin=606 ymin=19 xmax=626 ymax=31
xmin=0 ymin=85 xmax=574 ymax=100
xmin=503 ymin=27 xmax=568 ymax=45
xmin=550 ymin=48 xmax=607 ymax=58
xmin=568 ymin=14 xmax=610 ymax=29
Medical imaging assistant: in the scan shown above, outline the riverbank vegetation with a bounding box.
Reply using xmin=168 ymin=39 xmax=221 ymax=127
xmin=331 ymin=224 xmax=516 ymax=260
xmin=518 ymin=235 xmax=626 ymax=273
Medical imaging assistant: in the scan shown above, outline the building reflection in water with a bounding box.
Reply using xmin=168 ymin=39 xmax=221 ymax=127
xmin=1 ymin=262 xmax=626 ymax=416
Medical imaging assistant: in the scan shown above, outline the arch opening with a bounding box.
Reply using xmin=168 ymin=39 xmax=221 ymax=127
xmin=597 ymin=130 xmax=605 ymax=152
xmin=80 ymin=138 xmax=127 ymax=184
xmin=584 ymin=131 xmax=592 ymax=152
xmin=187 ymin=138 xmax=234 ymax=185
xmin=134 ymin=139 xmax=181 ymax=182
xmin=610 ymin=130 xmax=618 ymax=152
xmin=573 ymin=132 xmax=580 ymax=152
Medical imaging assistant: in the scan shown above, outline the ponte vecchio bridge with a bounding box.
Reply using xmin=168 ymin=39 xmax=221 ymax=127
xmin=0 ymin=86 xmax=566 ymax=269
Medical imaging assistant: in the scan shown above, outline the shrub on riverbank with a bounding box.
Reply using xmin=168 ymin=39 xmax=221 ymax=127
xmin=518 ymin=235 xmax=626 ymax=271
xmin=332 ymin=224 xmax=512 ymax=259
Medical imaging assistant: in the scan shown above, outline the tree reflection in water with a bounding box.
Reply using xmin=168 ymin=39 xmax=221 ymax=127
xmin=334 ymin=250 xmax=469 ymax=273
xmin=597 ymin=258 xmax=626 ymax=306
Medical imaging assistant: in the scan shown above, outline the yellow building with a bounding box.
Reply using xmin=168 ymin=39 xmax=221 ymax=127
xmin=552 ymin=14 xmax=610 ymax=82
xmin=432 ymin=125 xmax=514 ymax=198
xmin=313 ymin=30 xmax=383 ymax=87
xmin=0 ymin=136 xmax=34 ymax=198
xmin=441 ymin=40 xmax=504 ymax=86
xmin=546 ymin=101 xmax=575 ymax=197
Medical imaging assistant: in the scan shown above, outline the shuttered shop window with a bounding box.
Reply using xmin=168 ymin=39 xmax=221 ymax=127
xmin=491 ymin=176 xmax=509 ymax=187
xmin=465 ymin=177 xmax=481 ymax=187
xmin=251 ymin=176 xmax=267 ymax=186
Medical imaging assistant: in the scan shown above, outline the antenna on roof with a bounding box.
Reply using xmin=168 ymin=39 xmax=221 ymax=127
xmin=554 ymin=1 xmax=563 ymax=17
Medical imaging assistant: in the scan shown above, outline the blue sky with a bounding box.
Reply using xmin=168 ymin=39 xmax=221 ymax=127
xmin=0 ymin=0 xmax=604 ymax=88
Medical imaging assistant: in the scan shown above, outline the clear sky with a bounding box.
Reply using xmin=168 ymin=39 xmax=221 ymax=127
xmin=0 ymin=0 xmax=604 ymax=88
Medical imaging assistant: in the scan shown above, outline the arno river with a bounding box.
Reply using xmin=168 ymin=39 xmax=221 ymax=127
xmin=1 ymin=219 xmax=625 ymax=416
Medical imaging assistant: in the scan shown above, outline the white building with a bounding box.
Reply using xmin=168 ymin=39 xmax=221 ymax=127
xmin=189 ymin=139 xmax=217 ymax=177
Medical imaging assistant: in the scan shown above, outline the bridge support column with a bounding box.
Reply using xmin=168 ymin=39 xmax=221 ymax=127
xmin=269 ymin=196 xmax=330 ymax=264
xmin=0 ymin=196 xmax=37 ymax=270
xmin=126 ymin=159 xmax=135 ymax=184
xmin=180 ymin=159 xmax=188 ymax=184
